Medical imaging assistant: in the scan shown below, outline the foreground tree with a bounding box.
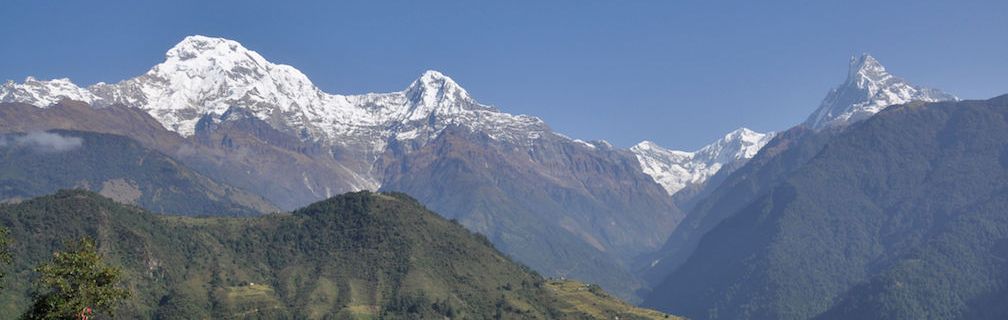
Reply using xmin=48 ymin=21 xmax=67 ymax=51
xmin=20 ymin=237 xmax=130 ymax=320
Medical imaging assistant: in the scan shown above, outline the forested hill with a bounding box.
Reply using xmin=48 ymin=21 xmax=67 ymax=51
xmin=644 ymin=95 xmax=1008 ymax=319
xmin=0 ymin=190 xmax=676 ymax=319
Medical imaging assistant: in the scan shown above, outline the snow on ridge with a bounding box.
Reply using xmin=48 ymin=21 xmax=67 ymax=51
xmin=0 ymin=35 xmax=550 ymax=151
xmin=1 ymin=77 xmax=99 ymax=107
xmin=5 ymin=44 xmax=958 ymax=201
xmin=632 ymin=54 xmax=956 ymax=197
xmin=631 ymin=128 xmax=774 ymax=196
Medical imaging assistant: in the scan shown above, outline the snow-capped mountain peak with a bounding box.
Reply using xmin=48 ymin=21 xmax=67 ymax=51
xmin=78 ymin=35 xmax=340 ymax=137
xmin=398 ymin=70 xmax=481 ymax=122
xmin=804 ymin=54 xmax=956 ymax=129
xmin=157 ymin=35 xmax=290 ymax=86
xmin=405 ymin=70 xmax=471 ymax=104
xmin=631 ymin=128 xmax=774 ymax=196
xmin=695 ymin=127 xmax=772 ymax=164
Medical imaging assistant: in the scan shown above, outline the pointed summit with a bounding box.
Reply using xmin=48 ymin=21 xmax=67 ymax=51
xmin=846 ymin=54 xmax=890 ymax=85
xmin=404 ymin=70 xmax=471 ymax=106
xmin=412 ymin=70 xmax=459 ymax=87
xmin=804 ymin=54 xmax=955 ymax=129
xmin=849 ymin=54 xmax=883 ymax=73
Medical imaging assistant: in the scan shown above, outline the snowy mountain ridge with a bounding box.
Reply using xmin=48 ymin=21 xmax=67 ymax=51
xmin=1 ymin=77 xmax=100 ymax=108
xmin=1 ymin=39 xmax=954 ymax=203
xmin=631 ymin=128 xmax=774 ymax=196
xmin=634 ymin=54 xmax=956 ymax=197
xmin=1 ymin=35 xmax=547 ymax=157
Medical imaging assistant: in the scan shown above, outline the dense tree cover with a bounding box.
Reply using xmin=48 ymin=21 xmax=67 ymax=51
xmin=645 ymin=95 xmax=1008 ymax=319
xmin=0 ymin=227 xmax=9 ymax=289
xmin=19 ymin=238 xmax=130 ymax=320
xmin=0 ymin=130 xmax=276 ymax=216
xmin=0 ymin=189 xmax=672 ymax=319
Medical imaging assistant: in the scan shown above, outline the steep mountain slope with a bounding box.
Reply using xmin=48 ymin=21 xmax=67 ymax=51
xmin=0 ymin=128 xmax=276 ymax=216
xmin=645 ymin=95 xmax=1008 ymax=319
xmin=0 ymin=101 xmax=366 ymax=210
xmin=0 ymin=100 xmax=186 ymax=153
xmin=379 ymin=126 xmax=680 ymax=300
xmin=638 ymin=126 xmax=835 ymax=284
xmin=631 ymin=128 xmax=774 ymax=206
xmin=640 ymin=53 xmax=960 ymax=286
xmin=0 ymin=130 xmax=275 ymax=215
xmin=0 ymin=35 xmax=682 ymax=299
xmin=804 ymin=54 xmax=956 ymax=129
xmin=0 ymin=190 xmax=677 ymax=319
xmin=186 ymin=106 xmax=377 ymax=208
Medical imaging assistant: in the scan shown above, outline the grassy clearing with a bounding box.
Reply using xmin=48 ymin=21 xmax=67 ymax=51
xmin=547 ymin=280 xmax=680 ymax=320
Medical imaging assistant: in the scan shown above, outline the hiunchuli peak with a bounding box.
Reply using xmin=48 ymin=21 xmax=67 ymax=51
xmin=407 ymin=70 xmax=467 ymax=96
xmin=403 ymin=70 xmax=474 ymax=112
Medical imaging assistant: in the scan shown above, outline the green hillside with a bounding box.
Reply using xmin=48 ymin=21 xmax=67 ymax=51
xmin=645 ymin=95 xmax=1008 ymax=319
xmin=0 ymin=190 xmax=673 ymax=319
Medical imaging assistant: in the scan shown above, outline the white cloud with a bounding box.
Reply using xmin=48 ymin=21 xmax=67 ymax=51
xmin=2 ymin=132 xmax=84 ymax=153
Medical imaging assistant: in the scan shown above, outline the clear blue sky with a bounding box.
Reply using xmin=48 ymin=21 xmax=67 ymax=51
xmin=2 ymin=0 xmax=1005 ymax=149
